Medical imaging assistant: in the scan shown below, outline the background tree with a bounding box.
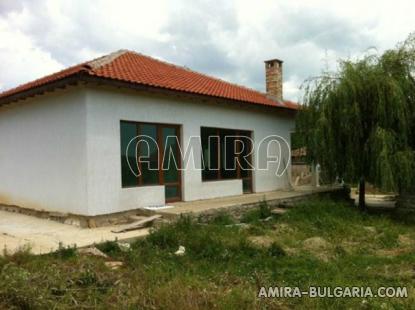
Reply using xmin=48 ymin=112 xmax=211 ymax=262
xmin=296 ymin=33 xmax=415 ymax=209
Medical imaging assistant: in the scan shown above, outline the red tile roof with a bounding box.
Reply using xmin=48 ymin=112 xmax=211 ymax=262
xmin=0 ymin=63 xmax=90 ymax=99
xmin=0 ymin=50 xmax=298 ymax=110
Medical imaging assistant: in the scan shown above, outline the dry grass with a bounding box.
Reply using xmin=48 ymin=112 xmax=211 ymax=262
xmin=0 ymin=198 xmax=414 ymax=309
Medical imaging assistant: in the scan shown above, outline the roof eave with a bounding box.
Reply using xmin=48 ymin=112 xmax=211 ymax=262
xmin=0 ymin=74 xmax=298 ymax=112
xmin=0 ymin=72 xmax=88 ymax=107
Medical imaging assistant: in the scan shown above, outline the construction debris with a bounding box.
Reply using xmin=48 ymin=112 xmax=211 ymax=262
xmin=174 ymin=245 xmax=186 ymax=256
xmin=225 ymin=223 xmax=250 ymax=228
xmin=64 ymin=218 xmax=82 ymax=227
xmin=87 ymin=219 xmax=97 ymax=228
xmin=271 ymin=208 xmax=287 ymax=215
xmin=78 ymin=247 xmax=108 ymax=258
xmin=117 ymin=242 xmax=131 ymax=252
xmin=363 ymin=226 xmax=377 ymax=234
xmin=128 ymin=215 xmax=148 ymax=221
xmin=105 ymin=261 xmax=124 ymax=270
xmin=112 ymin=215 xmax=162 ymax=233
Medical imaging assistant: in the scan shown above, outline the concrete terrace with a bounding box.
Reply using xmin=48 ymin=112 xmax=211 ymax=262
xmin=156 ymin=185 xmax=344 ymax=218
xmin=0 ymin=211 xmax=150 ymax=255
xmin=0 ymin=185 xmax=342 ymax=255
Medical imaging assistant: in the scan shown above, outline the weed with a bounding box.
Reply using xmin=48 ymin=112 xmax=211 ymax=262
xmin=5 ymin=245 xmax=33 ymax=265
xmin=210 ymin=212 xmax=235 ymax=225
xmin=246 ymin=225 xmax=267 ymax=235
xmin=268 ymin=242 xmax=286 ymax=257
xmin=258 ymin=200 xmax=272 ymax=219
xmin=77 ymin=268 xmax=98 ymax=287
xmin=241 ymin=200 xmax=272 ymax=223
xmin=96 ymin=240 xmax=121 ymax=256
xmin=53 ymin=243 xmax=77 ymax=259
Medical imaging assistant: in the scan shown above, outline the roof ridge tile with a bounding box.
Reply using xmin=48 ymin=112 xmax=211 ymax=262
xmin=87 ymin=49 xmax=129 ymax=70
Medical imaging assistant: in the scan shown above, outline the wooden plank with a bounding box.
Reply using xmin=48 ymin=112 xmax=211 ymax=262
xmin=112 ymin=215 xmax=162 ymax=233
xmin=271 ymin=208 xmax=287 ymax=215
xmin=129 ymin=215 xmax=148 ymax=221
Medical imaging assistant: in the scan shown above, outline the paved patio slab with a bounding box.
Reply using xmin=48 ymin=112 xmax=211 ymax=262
xmin=0 ymin=211 xmax=149 ymax=255
xmin=158 ymin=185 xmax=343 ymax=217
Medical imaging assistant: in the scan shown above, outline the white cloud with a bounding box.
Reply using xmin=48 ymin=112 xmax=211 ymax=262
xmin=1 ymin=0 xmax=415 ymax=100
xmin=0 ymin=18 xmax=63 ymax=90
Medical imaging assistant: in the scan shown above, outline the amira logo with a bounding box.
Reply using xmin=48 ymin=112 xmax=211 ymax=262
xmin=125 ymin=134 xmax=291 ymax=177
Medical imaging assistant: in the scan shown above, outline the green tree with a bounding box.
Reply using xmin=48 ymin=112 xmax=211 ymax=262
xmin=297 ymin=34 xmax=415 ymax=209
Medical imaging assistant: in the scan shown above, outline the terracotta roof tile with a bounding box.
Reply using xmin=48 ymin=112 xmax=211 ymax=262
xmin=0 ymin=63 xmax=90 ymax=98
xmin=0 ymin=50 xmax=298 ymax=110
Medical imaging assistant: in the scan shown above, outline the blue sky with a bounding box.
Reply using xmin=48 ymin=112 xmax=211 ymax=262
xmin=1 ymin=0 xmax=415 ymax=101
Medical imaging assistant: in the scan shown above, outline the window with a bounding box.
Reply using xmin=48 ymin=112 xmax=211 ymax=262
xmin=201 ymin=127 xmax=253 ymax=191
xmin=120 ymin=122 xmax=138 ymax=187
xmin=120 ymin=121 xmax=181 ymax=201
xmin=201 ymin=127 xmax=219 ymax=180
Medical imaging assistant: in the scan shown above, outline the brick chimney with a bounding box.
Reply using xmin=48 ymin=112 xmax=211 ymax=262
xmin=264 ymin=58 xmax=283 ymax=101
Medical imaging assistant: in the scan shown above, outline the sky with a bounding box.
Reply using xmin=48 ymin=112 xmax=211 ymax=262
xmin=0 ymin=0 xmax=415 ymax=101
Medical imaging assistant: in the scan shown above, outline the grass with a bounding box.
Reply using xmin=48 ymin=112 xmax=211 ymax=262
xmin=0 ymin=198 xmax=414 ymax=309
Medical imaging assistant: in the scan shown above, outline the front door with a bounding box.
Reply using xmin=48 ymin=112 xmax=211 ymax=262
xmin=160 ymin=125 xmax=182 ymax=202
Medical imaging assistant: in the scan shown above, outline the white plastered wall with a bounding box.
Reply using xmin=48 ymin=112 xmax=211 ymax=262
xmin=0 ymin=87 xmax=88 ymax=214
xmin=0 ymin=85 xmax=294 ymax=216
xmin=85 ymin=87 xmax=294 ymax=216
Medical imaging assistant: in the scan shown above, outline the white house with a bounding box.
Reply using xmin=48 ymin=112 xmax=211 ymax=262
xmin=0 ymin=50 xmax=297 ymax=217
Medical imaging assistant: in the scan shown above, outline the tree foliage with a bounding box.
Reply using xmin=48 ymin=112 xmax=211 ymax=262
xmin=297 ymin=33 xmax=415 ymax=192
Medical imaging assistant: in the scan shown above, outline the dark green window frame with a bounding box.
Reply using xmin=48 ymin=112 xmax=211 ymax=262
xmin=201 ymin=126 xmax=253 ymax=188
xmin=120 ymin=121 xmax=160 ymax=187
xmin=120 ymin=121 xmax=181 ymax=197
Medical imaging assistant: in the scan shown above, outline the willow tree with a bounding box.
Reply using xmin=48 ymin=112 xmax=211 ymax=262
xmin=297 ymin=33 xmax=415 ymax=209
